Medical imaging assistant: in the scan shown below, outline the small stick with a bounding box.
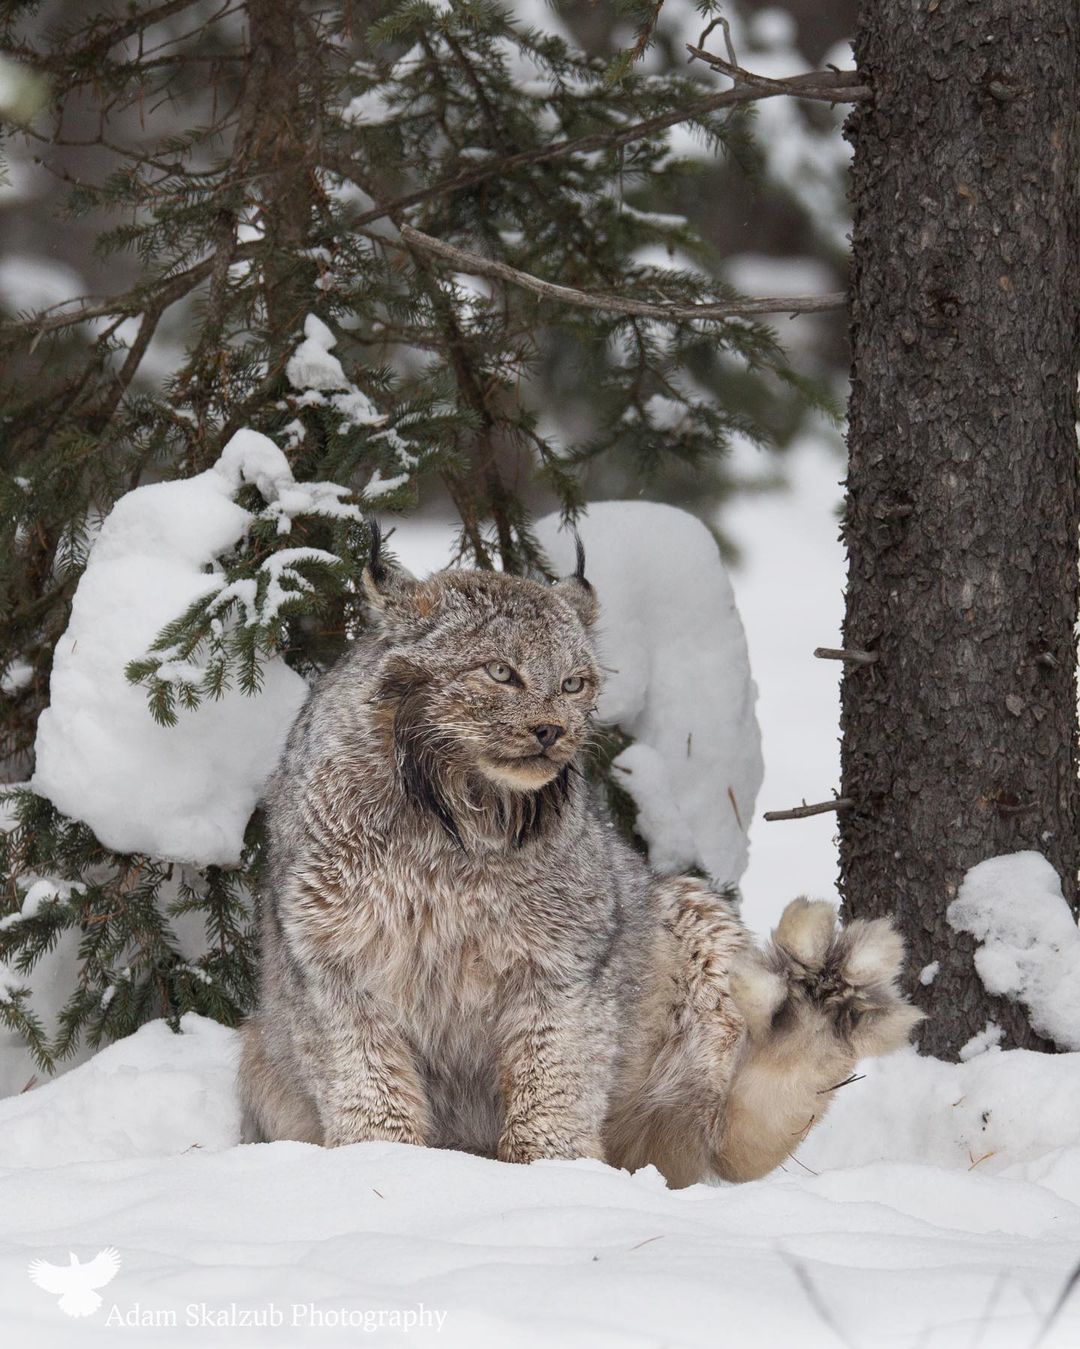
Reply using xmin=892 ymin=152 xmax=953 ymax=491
xmin=813 ymin=647 xmax=879 ymax=665
xmin=727 ymin=785 xmax=743 ymax=831
xmin=764 ymin=798 xmax=853 ymax=822
xmin=817 ymin=1073 xmax=866 ymax=1095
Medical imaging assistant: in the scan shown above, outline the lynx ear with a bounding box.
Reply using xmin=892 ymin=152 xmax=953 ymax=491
xmin=362 ymin=519 xmax=441 ymax=626
xmin=551 ymin=532 xmax=598 ymax=627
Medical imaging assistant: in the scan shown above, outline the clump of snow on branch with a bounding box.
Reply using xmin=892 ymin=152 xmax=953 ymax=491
xmin=285 ymin=313 xmax=416 ymax=500
xmin=947 ymin=851 xmax=1080 ymax=1051
xmin=32 ymin=431 xmax=315 ymax=867
xmin=535 ymin=502 xmax=763 ymax=886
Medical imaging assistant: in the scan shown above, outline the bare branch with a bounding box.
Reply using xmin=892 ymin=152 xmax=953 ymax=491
xmin=814 ymin=646 xmax=879 ymax=665
xmin=686 ymin=45 xmax=870 ymax=105
xmin=398 ymin=224 xmax=846 ymax=320
xmin=763 ymin=798 xmax=854 ymax=822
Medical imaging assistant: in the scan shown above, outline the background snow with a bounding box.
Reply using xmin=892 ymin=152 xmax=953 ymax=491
xmin=948 ymin=851 xmax=1080 ymax=1051
xmin=31 ymin=430 xmax=309 ymax=866
xmin=5 ymin=1014 xmax=1080 ymax=1348
xmin=536 ymin=503 xmax=763 ymax=886
xmin=721 ymin=433 xmax=845 ymax=928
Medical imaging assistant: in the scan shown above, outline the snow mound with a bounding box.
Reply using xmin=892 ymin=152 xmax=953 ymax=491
xmin=0 ymin=1015 xmax=238 ymax=1168
xmin=947 ymin=851 xmax=1080 ymax=1050
xmin=536 ymin=503 xmax=763 ymax=886
xmin=5 ymin=1016 xmax=1080 ymax=1346
xmin=32 ymin=430 xmax=309 ymax=866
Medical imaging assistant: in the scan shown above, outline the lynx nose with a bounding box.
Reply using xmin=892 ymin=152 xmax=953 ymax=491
xmin=532 ymin=724 xmax=564 ymax=750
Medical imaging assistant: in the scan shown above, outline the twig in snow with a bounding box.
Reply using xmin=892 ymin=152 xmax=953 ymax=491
xmin=966 ymin=1269 xmax=1008 ymax=1349
xmin=727 ymin=785 xmax=743 ymax=831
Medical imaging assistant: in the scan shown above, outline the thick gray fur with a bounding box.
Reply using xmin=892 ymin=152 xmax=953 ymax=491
xmin=239 ymin=550 xmax=920 ymax=1184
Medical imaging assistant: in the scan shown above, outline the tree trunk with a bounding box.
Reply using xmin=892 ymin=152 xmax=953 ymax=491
xmin=840 ymin=0 xmax=1080 ymax=1057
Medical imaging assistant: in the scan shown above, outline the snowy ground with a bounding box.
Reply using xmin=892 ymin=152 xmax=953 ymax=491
xmin=5 ymin=1014 xmax=1080 ymax=1348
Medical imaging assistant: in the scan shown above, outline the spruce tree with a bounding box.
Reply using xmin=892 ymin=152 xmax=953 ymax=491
xmin=0 ymin=0 xmax=848 ymax=1069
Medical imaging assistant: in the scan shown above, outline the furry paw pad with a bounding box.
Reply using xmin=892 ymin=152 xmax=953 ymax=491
xmin=731 ymin=900 xmax=923 ymax=1057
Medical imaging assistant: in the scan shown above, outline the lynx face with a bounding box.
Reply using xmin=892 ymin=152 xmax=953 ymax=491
xmin=424 ymin=577 xmax=600 ymax=791
xmin=365 ymin=551 xmax=600 ymax=801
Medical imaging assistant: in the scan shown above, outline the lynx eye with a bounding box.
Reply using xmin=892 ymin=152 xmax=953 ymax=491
xmin=562 ymin=675 xmax=586 ymax=694
xmin=485 ymin=661 xmax=516 ymax=684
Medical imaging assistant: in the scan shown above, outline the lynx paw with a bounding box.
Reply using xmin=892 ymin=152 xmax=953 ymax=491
xmin=728 ymin=899 xmax=924 ymax=1059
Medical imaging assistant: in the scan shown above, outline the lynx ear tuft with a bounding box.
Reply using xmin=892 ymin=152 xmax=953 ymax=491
xmin=362 ymin=518 xmax=440 ymax=626
xmin=366 ymin=516 xmax=389 ymax=586
xmin=551 ymin=531 xmax=598 ymax=627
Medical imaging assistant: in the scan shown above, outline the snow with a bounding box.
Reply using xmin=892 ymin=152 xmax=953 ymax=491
xmin=948 ymin=851 xmax=1080 ymax=1051
xmin=720 ymin=432 xmax=845 ymax=930
xmin=5 ymin=1015 xmax=1080 ymax=1347
xmin=959 ymin=1022 xmax=1005 ymax=1061
xmin=0 ymin=254 xmax=83 ymax=312
xmin=284 ymin=315 xmax=419 ymax=499
xmin=31 ymin=431 xmax=310 ymax=867
xmin=0 ymin=877 xmax=70 ymax=931
xmin=1 ymin=656 xmax=34 ymax=694
xmin=536 ymin=502 xmax=762 ymax=886
xmin=285 ymin=313 xmax=350 ymax=392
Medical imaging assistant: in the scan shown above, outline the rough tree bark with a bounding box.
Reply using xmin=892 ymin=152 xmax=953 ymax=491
xmin=839 ymin=0 xmax=1080 ymax=1057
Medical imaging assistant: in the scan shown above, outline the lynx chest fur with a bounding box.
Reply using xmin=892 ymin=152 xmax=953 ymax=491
xmin=245 ymin=541 xmax=650 ymax=1157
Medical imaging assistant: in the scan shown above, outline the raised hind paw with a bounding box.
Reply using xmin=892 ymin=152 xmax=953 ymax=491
xmin=729 ymin=899 xmax=924 ymax=1060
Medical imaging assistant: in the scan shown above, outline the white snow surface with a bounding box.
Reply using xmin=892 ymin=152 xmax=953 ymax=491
xmin=31 ymin=431 xmax=310 ymax=866
xmin=5 ymin=1015 xmax=1080 ymax=1347
xmin=537 ymin=503 xmax=762 ymax=884
xmin=948 ymin=850 xmax=1080 ymax=1051
xmin=720 ymin=432 xmax=845 ymax=930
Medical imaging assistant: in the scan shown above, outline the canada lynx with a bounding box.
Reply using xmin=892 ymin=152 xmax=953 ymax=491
xmin=239 ymin=531 xmax=921 ymax=1184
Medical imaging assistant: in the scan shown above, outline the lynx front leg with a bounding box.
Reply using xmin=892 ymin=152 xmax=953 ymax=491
xmin=716 ymin=899 xmax=924 ymax=1181
xmin=299 ymin=989 xmax=431 ymax=1149
xmin=498 ymin=986 xmax=615 ymax=1164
